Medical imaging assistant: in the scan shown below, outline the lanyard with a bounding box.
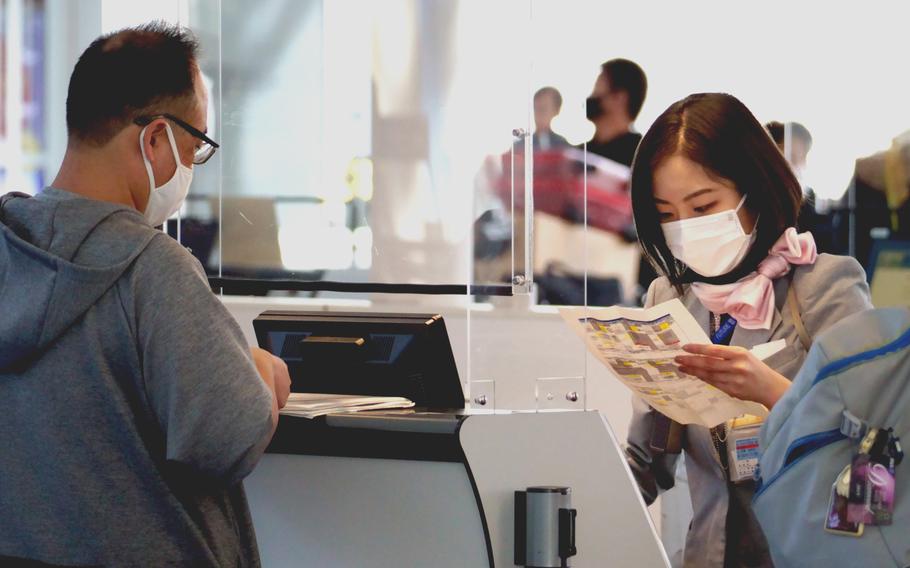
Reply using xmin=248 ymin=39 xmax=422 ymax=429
xmin=709 ymin=312 xmax=743 ymax=480
xmin=711 ymin=314 xmax=737 ymax=345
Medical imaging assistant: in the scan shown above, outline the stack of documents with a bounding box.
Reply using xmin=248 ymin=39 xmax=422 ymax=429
xmin=280 ymin=393 xmax=415 ymax=419
xmin=561 ymin=299 xmax=785 ymax=428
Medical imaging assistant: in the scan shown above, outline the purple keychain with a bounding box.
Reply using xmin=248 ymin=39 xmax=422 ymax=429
xmin=847 ymin=428 xmax=896 ymax=526
xmin=868 ymin=429 xmax=900 ymax=525
xmin=846 ymin=429 xmax=879 ymax=525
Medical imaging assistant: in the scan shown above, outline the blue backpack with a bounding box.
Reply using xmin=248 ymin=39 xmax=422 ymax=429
xmin=753 ymin=307 xmax=910 ymax=567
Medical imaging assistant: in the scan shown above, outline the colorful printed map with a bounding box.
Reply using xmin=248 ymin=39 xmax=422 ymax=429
xmin=561 ymin=299 xmax=775 ymax=427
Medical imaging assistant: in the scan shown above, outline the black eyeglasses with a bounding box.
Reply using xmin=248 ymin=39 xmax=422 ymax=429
xmin=134 ymin=113 xmax=220 ymax=164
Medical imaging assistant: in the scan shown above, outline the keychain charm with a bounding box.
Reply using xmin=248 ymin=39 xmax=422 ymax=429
xmin=825 ymin=464 xmax=863 ymax=537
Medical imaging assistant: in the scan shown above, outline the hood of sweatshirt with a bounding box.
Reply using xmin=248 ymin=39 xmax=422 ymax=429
xmin=0 ymin=187 xmax=159 ymax=370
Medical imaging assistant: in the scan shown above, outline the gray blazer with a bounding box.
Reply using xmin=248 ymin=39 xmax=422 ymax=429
xmin=626 ymin=254 xmax=872 ymax=568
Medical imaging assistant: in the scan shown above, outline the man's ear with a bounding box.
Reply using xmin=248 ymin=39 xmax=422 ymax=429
xmin=614 ymin=90 xmax=629 ymax=112
xmin=141 ymin=121 xmax=168 ymax=163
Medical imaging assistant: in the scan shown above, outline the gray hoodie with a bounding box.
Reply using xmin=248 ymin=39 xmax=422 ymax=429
xmin=0 ymin=188 xmax=273 ymax=567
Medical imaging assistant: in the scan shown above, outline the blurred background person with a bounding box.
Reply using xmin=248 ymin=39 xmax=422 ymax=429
xmin=765 ymin=120 xmax=833 ymax=252
xmin=532 ymin=86 xmax=569 ymax=150
xmin=582 ymin=58 xmax=647 ymax=167
xmin=765 ymin=120 xmax=812 ymax=180
xmin=582 ymin=58 xmax=655 ymax=302
xmin=482 ymin=76 xmax=638 ymax=305
xmin=832 ymin=131 xmax=910 ymax=272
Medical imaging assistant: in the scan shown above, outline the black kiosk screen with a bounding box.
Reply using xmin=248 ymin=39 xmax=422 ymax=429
xmin=253 ymin=311 xmax=465 ymax=409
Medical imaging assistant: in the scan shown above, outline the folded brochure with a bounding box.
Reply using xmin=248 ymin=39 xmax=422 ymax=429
xmin=280 ymin=392 xmax=416 ymax=419
xmin=560 ymin=298 xmax=785 ymax=428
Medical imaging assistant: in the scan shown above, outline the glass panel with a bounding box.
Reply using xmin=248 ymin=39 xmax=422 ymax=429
xmin=463 ymin=0 xmax=557 ymax=411
xmin=179 ymin=0 xmax=221 ymax=273
xmin=190 ymin=0 xmax=531 ymax=296
xmin=211 ymin=0 xmax=325 ymax=285
xmin=149 ymin=0 xmax=910 ymax=416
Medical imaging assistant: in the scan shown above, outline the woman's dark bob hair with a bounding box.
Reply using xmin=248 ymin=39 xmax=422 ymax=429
xmin=631 ymin=92 xmax=802 ymax=292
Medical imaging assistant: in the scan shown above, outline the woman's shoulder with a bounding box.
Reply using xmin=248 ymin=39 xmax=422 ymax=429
xmin=792 ymin=253 xmax=867 ymax=291
xmin=790 ymin=253 xmax=872 ymax=326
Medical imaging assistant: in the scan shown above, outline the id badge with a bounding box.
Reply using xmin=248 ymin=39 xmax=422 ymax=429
xmin=726 ymin=415 xmax=763 ymax=483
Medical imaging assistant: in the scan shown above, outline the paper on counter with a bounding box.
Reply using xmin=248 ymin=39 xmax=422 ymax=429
xmin=280 ymin=392 xmax=415 ymax=419
xmin=561 ymin=299 xmax=771 ymax=428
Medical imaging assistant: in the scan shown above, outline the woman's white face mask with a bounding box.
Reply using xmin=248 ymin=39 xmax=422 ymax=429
xmin=661 ymin=195 xmax=756 ymax=277
xmin=139 ymin=123 xmax=193 ymax=227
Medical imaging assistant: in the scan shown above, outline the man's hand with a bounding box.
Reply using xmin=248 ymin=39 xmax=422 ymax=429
xmin=674 ymin=343 xmax=790 ymax=409
xmin=268 ymin=352 xmax=291 ymax=409
xmin=250 ymin=348 xmax=292 ymax=428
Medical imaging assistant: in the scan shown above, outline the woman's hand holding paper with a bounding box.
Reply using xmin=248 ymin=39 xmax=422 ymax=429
xmin=675 ymin=343 xmax=791 ymax=408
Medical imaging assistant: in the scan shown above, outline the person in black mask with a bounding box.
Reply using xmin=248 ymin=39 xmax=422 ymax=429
xmin=582 ymin=58 xmax=654 ymax=301
xmin=582 ymin=58 xmax=647 ymax=167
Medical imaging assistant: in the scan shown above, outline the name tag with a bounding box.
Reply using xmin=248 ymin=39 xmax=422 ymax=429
xmin=726 ymin=415 xmax=763 ymax=483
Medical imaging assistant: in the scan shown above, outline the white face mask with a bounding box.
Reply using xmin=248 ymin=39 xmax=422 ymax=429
xmin=661 ymin=194 xmax=756 ymax=277
xmin=139 ymin=123 xmax=193 ymax=227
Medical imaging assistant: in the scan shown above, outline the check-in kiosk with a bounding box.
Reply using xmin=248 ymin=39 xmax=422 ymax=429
xmin=245 ymin=311 xmax=669 ymax=567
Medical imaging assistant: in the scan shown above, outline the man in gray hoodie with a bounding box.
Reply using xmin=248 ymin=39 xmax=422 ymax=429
xmin=0 ymin=23 xmax=291 ymax=567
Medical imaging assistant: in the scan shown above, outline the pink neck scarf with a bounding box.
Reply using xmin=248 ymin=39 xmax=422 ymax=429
xmin=689 ymin=228 xmax=818 ymax=330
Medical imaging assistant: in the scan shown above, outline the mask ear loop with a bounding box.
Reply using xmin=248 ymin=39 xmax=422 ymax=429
xmin=161 ymin=122 xmax=183 ymax=165
xmin=142 ymin=122 xmax=185 ymax=182
xmin=735 ymin=193 xmax=748 ymax=212
xmin=734 ymin=193 xmax=760 ymax=236
xmin=139 ymin=125 xmax=157 ymax=202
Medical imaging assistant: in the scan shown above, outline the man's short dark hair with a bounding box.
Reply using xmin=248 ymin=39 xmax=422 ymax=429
xmin=534 ymin=86 xmax=563 ymax=112
xmin=66 ymin=22 xmax=200 ymax=146
xmin=765 ymin=121 xmax=813 ymax=150
xmin=601 ymin=58 xmax=647 ymax=121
